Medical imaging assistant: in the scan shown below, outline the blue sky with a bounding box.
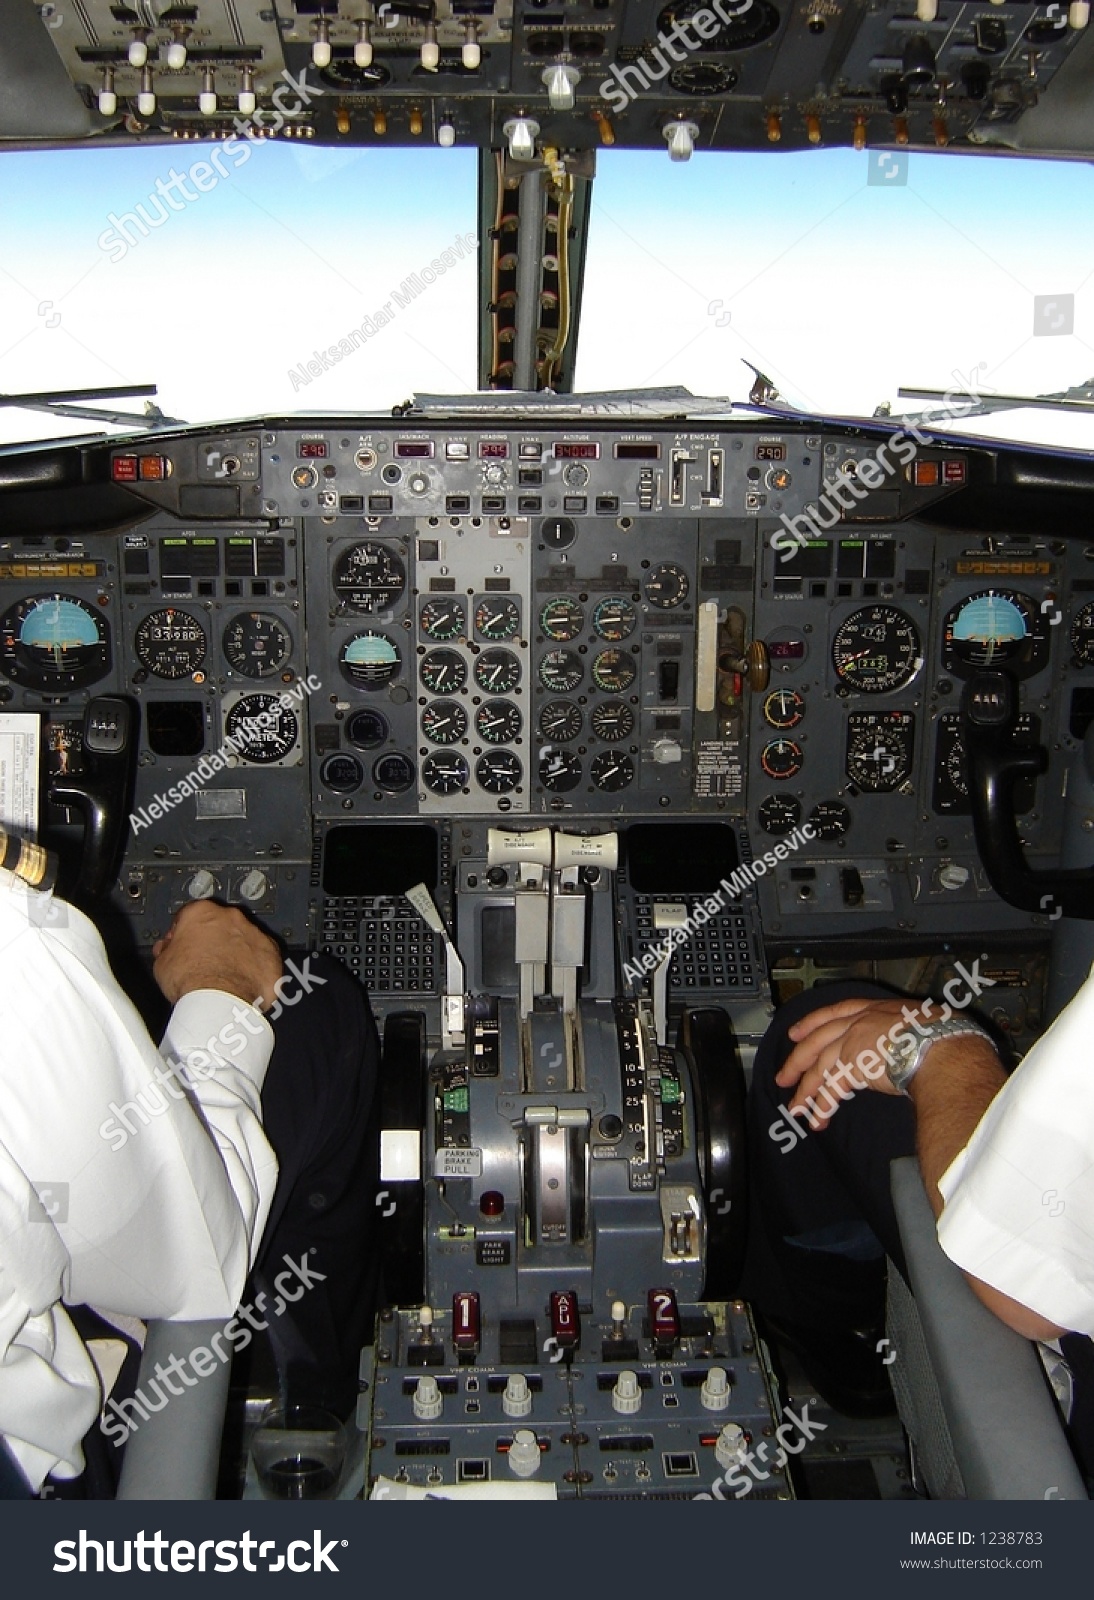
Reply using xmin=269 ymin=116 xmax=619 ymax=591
xmin=1 ymin=139 xmax=1092 ymax=446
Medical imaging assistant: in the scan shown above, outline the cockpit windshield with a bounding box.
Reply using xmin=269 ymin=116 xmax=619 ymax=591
xmin=3 ymin=141 xmax=1091 ymax=448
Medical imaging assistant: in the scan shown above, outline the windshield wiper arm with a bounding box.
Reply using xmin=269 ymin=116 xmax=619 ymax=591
xmin=0 ymin=384 xmax=185 ymax=430
xmin=898 ymin=380 xmax=1094 ymax=420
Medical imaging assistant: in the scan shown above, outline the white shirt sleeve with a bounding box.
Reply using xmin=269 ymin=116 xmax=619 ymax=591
xmin=0 ymin=1140 xmax=101 ymax=1491
xmin=0 ymin=874 xmax=280 ymax=1487
xmin=937 ymin=964 xmax=1094 ymax=1334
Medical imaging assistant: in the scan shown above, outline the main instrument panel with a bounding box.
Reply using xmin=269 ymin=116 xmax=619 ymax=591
xmin=2 ymin=415 xmax=1086 ymax=977
xmin=5 ymin=409 xmax=1090 ymax=1496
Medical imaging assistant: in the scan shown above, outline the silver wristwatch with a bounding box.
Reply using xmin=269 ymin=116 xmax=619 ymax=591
xmin=884 ymin=1016 xmax=992 ymax=1095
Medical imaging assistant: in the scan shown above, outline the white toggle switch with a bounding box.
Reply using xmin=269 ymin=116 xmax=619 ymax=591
xmin=701 ymin=1366 xmax=732 ymax=1412
xmin=503 ymin=1373 xmax=533 ymax=1418
xmin=412 ymin=1375 xmax=443 ymax=1420
xmin=508 ymin=1428 xmax=541 ymax=1477
xmin=612 ymin=1371 xmax=642 ymax=1415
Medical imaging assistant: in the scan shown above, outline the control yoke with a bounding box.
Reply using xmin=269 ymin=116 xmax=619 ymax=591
xmin=50 ymin=695 xmax=138 ymax=900
xmin=962 ymin=670 xmax=1094 ymax=919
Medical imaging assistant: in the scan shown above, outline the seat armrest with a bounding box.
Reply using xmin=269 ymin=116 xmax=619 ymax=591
xmin=890 ymin=1156 xmax=1088 ymax=1501
xmin=116 ymin=1320 xmax=231 ymax=1500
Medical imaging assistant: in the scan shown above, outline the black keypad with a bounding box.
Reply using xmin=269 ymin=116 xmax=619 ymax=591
xmin=320 ymin=895 xmax=438 ymax=991
xmin=632 ymin=896 xmax=758 ymax=992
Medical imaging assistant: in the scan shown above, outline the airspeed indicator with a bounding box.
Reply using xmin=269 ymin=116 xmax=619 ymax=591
xmin=833 ymin=606 xmax=922 ymax=694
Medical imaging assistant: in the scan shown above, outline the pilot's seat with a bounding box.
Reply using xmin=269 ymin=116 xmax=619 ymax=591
xmin=886 ymin=1157 xmax=1089 ymax=1501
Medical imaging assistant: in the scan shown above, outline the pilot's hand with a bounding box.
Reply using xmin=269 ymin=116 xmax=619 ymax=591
xmin=153 ymin=900 xmax=283 ymax=1011
xmin=776 ymin=998 xmax=913 ymax=1130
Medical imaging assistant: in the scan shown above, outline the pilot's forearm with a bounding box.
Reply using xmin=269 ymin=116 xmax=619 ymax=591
xmin=910 ymin=1038 xmax=1066 ymax=1340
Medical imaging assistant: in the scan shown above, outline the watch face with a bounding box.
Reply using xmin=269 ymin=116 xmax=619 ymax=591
xmin=885 ymin=1029 xmax=921 ymax=1091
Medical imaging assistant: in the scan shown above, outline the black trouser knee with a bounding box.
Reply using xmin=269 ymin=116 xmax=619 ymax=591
xmin=740 ymin=982 xmax=916 ymax=1331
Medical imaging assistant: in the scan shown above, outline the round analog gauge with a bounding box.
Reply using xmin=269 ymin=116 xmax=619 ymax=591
xmin=657 ymin=0 xmax=781 ymax=51
xmin=643 ymin=563 xmax=689 ymax=609
xmin=420 ymin=597 xmax=466 ymax=641
xmin=0 ymin=593 xmax=110 ymax=691
xmin=422 ymin=752 xmax=469 ymax=795
xmin=592 ymin=597 xmax=637 ymax=642
xmin=539 ymin=649 xmax=583 ymax=694
xmin=476 ymin=751 xmax=522 ymax=794
xmin=476 ymin=699 xmax=522 ymax=744
xmin=808 ymin=800 xmax=851 ymax=839
xmin=135 ymin=607 xmax=206 ymax=680
xmin=222 ymin=611 xmax=292 ymax=678
xmin=591 ymin=750 xmax=635 ymax=792
xmin=474 ymin=647 xmax=521 ymax=694
xmin=763 ymin=687 xmax=805 ymax=730
xmin=320 ymin=752 xmax=363 ymax=793
xmin=590 ymin=701 xmax=635 ymax=742
xmin=832 ymin=606 xmax=922 ymax=694
xmin=539 ymin=597 xmax=584 ymax=642
xmin=340 ymin=631 xmax=400 ymax=688
xmin=942 ymin=589 xmax=1047 ymax=678
xmin=421 ymin=699 xmax=468 ymax=745
xmin=757 ymin=794 xmax=802 ymax=836
xmin=1071 ymin=601 xmax=1094 ymax=666
xmin=225 ymin=694 xmax=298 ymax=764
xmin=539 ymin=699 xmax=582 ymax=741
xmin=591 ymin=649 xmax=637 ymax=694
xmin=373 ymin=752 xmax=415 ymax=793
xmin=760 ymin=738 xmax=804 ymax=780
xmin=474 ymin=596 xmax=521 ymax=640
xmin=420 ymin=648 xmax=467 ymax=694
xmin=538 ymin=747 xmax=582 ymax=791
xmin=332 ymin=541 xmax=406 ymax=614
xmin=845 ymin=714 xmax=915 ymax=792
xmin=347 ymin=707 xmax=389 ymax=748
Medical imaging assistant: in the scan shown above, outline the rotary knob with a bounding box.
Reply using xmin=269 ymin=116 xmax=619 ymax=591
xmin=238 ymin=868 xmax=269 ymax=902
